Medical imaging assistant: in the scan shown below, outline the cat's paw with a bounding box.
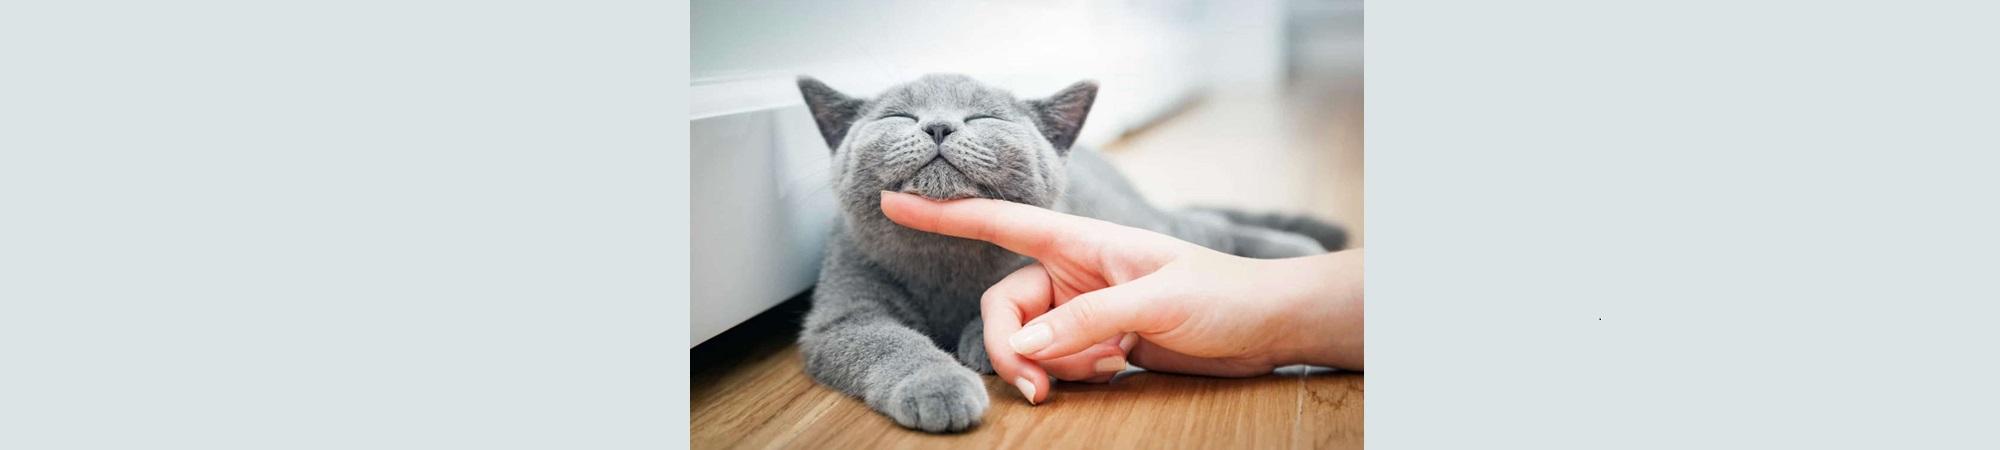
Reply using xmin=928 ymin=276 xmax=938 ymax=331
xmin=880 ymin=365 xmax=989 ymax=433
xmin=956 ymin=324 xmax=995 ymax=374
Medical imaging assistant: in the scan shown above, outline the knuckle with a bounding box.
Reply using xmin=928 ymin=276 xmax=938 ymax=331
xmin=981 ymin=281 xmax=1024 ymax=305
xmin=1044 ymin=229 xmax=1079 ymax=254
xmin=1065 ymin=297 xmax=1102 ymax=332
xmin=970 ymin=214 xmax=999 ymax=242
xmin=979 ymin=286 xmax=1009 ymax=304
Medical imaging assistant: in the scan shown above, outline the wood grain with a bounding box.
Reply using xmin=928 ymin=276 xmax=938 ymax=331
xmin=692 ymin=334 xmax=1362 ymax=449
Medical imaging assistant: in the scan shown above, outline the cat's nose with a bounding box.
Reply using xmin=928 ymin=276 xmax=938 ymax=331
xmin=923 ymin=121 xmax=958 ymax=145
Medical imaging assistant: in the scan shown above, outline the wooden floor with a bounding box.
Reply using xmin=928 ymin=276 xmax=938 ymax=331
xmin=690 ymin=298 xmax=1363 ymax=449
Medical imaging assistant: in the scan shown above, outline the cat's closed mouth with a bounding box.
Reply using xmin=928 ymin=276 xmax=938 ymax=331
xmin=898 ymin=156 xmax=984 ymax=200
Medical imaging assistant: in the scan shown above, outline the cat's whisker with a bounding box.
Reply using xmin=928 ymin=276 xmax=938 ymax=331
xmin=953 ymin=141 xmax=1001 ymax=163
xmin=883 ymin=136 xmax=933 ymax=161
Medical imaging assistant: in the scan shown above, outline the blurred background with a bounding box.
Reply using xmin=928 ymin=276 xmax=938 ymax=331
xmin=692 ymin=0 xmax=1363 ymax=344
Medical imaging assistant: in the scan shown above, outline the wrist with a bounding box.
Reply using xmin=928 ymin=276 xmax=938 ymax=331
xmin=1271 ymin=250 xmax=1364 ymax=370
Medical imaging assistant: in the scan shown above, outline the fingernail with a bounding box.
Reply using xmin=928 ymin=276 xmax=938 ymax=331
xmin=1014 ymin=377 xmax=1038 ymax=405
xmin=1119 ymin=333 xmax=1137 ymax=352
xmin=1011 ymin=324 xmax=1052 ymax=355
xmin=1094 ymin=355 xmax=1128 ymax=373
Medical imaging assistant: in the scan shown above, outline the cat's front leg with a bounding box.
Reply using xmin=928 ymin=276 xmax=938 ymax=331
xmin=955 ymin=318 xmax=993 ymax=374
xmin=801 ymin=314 xmax=989 ymax=433
xmin=801 ymin=258 xmax=989 ymax=433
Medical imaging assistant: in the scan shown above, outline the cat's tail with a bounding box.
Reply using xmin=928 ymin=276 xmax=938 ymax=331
xmin=1187 ymin=207 xmax=1350 ymax=252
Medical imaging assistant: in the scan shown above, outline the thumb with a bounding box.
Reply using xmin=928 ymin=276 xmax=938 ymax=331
xmin=1009 ymin=276 xmax=1181 ymax=361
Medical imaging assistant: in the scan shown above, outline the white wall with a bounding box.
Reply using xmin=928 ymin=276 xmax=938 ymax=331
xmin=692 ymin=0 xmax=1257 ymax=145
xmin=689 ymin=0 xmax=1284 ymax=344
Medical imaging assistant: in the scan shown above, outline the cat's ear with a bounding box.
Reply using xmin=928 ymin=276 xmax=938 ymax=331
xmin=798 ymin=76 xmax=867 ymax=151
xmin=1026 ymin=80 xmax=1099 ymax=152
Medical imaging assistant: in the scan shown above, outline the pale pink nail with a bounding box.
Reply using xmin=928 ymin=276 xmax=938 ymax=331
xmin=1011 ymin=324 xmax=1052 ymax=355
xmin=1014 ymin=377 xmax=1038 ymax=405
xmin=1094 ymin=355 xmax=1128 ymax=373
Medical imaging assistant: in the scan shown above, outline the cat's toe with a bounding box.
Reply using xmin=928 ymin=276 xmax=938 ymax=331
xmin=884 ymin=365 xmax=989 ymax=433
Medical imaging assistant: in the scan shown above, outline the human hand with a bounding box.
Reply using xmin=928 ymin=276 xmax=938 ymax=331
xmin=879 ymin=191 xmax=1364 ymax=405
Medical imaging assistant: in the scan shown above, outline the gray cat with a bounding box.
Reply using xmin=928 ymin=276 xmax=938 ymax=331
xmin=795 ymin=74 xmax=1346 ymax=433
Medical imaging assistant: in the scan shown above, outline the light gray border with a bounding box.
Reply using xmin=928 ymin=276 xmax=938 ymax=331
xmin=1369 ymin=1 xmax=2000 ymax=448
xmin=0 ymin=1 xmax=688 ymax=448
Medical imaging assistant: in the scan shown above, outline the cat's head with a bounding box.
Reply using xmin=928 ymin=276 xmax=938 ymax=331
xmin=798 ymin=74 xmax=1097 ymax=215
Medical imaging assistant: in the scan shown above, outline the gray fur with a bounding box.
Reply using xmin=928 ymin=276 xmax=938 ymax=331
xmin=1188 ymin=207 xmax=1351 ymax=252
xmin=795 ymin=74 xmax=1345 ymax=433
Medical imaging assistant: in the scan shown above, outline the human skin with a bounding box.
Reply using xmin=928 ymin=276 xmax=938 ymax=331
xmin=879 ymin=191 xmax=1364 ymax=403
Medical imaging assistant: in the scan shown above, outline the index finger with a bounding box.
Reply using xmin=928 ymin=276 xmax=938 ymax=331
xmin=879 ymin=191 xmax=1109 ymax=260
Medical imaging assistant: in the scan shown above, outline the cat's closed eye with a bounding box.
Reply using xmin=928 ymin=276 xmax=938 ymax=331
xmin=883 ymin=113 xmax=918 ymax=121
xmin=966 ymin=115 xmax=1004 ymax=123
